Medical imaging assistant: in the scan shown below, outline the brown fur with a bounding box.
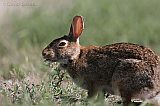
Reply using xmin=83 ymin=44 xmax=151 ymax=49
xmin=42 ymin=16 xmax=160 ymax=106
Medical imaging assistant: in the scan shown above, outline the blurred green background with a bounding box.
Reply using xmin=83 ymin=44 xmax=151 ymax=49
xmin=0 ymin=0 xmax=160 ymax=105
xmin=1 ymin=0 xmax=160 ymax=85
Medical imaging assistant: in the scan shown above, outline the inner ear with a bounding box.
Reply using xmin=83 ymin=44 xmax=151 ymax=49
xmin=68 ymin=16 xmax=84 ymax=41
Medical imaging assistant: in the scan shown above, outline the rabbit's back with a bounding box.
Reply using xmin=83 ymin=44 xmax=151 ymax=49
xmin=96 ymin=43 xmax=159 ymax=66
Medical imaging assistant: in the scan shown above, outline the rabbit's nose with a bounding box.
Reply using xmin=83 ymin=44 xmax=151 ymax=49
xmin=42 ymin=49 xmax=47 ymax=57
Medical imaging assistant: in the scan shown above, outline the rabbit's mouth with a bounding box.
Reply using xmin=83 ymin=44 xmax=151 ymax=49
xmin=43 ymin=58 xmax=58 ymax=68
xmin=44 ymin=58 xmax=57 ymax=63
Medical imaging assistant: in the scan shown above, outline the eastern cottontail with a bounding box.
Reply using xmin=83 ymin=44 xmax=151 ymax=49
xmin=42 ymin=16 xmax=160 ymax=106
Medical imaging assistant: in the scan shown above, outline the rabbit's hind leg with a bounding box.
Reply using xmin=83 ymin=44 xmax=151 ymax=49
xmin=111 ymin=60 xmax=144 ymax=106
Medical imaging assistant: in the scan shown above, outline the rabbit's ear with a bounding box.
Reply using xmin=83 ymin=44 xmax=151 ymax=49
xmin=68 ymin=16 xmax=84 ymax=41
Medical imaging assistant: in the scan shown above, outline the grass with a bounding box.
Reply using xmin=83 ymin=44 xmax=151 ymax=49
xmin=0 ymin=0 xmax=160 ymax=106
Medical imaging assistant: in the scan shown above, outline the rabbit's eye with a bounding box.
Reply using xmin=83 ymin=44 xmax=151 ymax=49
xmin=59 ymin=42 xmax=66 ymax=46
xmin=58 ymin=40 xmax=68 ymax=47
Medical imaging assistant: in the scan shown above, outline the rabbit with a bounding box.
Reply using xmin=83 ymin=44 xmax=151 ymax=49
xmin=42 ymin=16 xmax=160 ymax=106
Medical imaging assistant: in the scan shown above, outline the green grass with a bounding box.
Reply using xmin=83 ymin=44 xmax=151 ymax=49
xmin=0 ymin=0 xmax=160 ymax=106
